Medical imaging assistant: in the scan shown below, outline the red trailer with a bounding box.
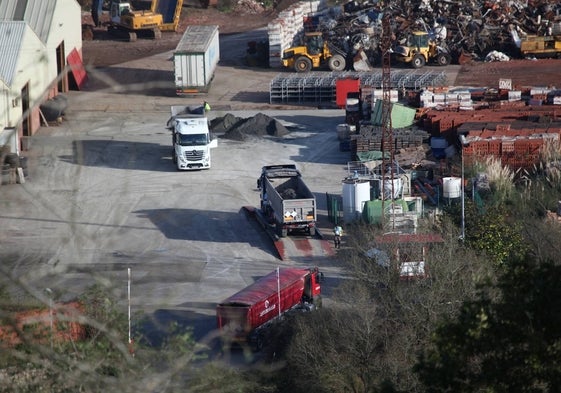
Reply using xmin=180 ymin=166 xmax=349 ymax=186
xmin=216 ymin=267 xmax=322 ymax=349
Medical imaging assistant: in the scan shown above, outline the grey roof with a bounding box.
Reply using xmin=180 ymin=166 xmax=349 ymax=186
xmin=176 ymin=25 xmax=219 ymax=53
xmin=0 ymin=0 xmax=57 ymax=43
xmin=0 ymin=21 xmax=26 ymax=85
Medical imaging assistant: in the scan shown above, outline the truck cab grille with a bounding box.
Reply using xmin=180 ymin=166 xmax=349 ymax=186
xmin=184 ymin=149 xmax=204 ymax=161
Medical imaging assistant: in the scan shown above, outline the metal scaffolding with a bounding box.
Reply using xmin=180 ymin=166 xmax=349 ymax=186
xmin=269 ymin=70 xmax=448 ymax=104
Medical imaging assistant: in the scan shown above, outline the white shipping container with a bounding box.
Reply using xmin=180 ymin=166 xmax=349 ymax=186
xmin=174 ymin=25 xmax=220 ymax=94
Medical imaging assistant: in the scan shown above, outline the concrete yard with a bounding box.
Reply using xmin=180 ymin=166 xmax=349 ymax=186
xmin=2 ymin=25 xmax=554 ymax=346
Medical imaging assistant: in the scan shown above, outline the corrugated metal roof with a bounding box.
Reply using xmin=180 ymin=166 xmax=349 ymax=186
xmin=0 ymin=0 xmax=21 ymax=20
xmin=0 ymin=0 xmax=57 ymax=43
xmin=0 ymin=21 xmax=26 ymax=85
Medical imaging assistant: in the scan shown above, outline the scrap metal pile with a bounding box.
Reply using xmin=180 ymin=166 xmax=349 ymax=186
xmin=311 ymin=0 xmax=561 ymax=65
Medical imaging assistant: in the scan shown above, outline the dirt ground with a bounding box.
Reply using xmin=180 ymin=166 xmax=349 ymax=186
xmin=81 ymin=2 xmax=561 ymax=88
xmin=82 ymin=2 xmax=285 ymax=67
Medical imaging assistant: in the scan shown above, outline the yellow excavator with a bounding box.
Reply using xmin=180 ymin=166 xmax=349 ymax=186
xmin=510 ymin=24 xmax=561 ymax=58
xmin=107 ymin=0 xmax=163 ymax=42
xmin=92 ymin=0 xmax=183 ymax=42
xmin=394 ymin=31 xmax=452 ymax=68
xmin=519 ymin=35 xmax=561 ymax=58
xmin=282 ymin=32 xmax=347 ymax=72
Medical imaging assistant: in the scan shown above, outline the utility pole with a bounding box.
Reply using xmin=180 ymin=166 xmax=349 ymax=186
xmin=459 ymin=134 xmax=470 ymax=241
xmin=380 ymin=10 xmax=395 ymax=229
xmin=45 ymin=288 xmax=53 ymax=350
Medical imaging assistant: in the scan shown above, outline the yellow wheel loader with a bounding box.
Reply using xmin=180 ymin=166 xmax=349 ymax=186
xmin=394 ymin=31 xmax=451 ymax=69
xmin=282 ymin=32 xmax=347 ymax=72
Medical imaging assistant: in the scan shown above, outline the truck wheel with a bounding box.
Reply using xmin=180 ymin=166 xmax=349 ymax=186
xmin=152 ymin=28 xmax=162 ymax=40
xmin=436 ymin=53 xmax=451 ymax=66
xmin=294 ymin=56 xmax=312 ymax=73
xmin=309 ymin=227 xmax=316 ymax=237
xmin=128 ymin=32 xmax=137 ymax=42
xmin=172 ymin=152 xmax=177 ymax=164
xmin=412 ymin=54 xmax=425 ymax=69
xmin=328 ymin=54 xmax=346 ymax=71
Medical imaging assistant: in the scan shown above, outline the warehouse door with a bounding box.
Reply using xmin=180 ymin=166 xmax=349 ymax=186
xmin=21 ymin=83 xmax=30 ymax=150
xmin=56 ymin=42 xmax=67 ymax=93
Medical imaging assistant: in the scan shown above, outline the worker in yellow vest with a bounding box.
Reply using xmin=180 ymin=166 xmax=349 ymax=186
xmin=203 ymin=101 xmax=211 ymax=113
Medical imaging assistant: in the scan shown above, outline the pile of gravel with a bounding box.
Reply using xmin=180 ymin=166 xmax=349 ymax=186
xmin=210 ymin=113 xmax=289 ymax=141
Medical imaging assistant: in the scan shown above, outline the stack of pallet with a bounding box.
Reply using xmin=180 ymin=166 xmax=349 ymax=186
xmin=267 ymin=0 xmax=328 ymax=68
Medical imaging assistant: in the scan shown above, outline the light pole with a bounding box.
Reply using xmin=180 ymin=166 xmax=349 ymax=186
xmin=45 ymin=288 xmax=53 ymax=350
xmin=459 ymin=134 xmax=469 ymax=241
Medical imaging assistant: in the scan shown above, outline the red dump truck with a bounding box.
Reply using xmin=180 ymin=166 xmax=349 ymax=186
xmin=216 ymin=266 xmax=322 ymax=349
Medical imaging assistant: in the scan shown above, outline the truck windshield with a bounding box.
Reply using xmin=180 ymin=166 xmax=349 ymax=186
xmin=177 ymin=133 xmax=209 ymax=146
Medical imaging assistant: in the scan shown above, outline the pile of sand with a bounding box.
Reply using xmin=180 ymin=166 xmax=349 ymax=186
xmin=210 ymin=113 xmax=289 ymax=141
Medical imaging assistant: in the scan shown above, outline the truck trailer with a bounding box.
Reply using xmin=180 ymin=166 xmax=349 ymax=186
xmin=257 ymin=165 xmax=317 ymax=238
xmin=174 ymin=25 xmax=220 ymax=94
xmin=167 ymin=106 xmax=217 ymax=170
xmin=216 ymin=267 xmax=322 ymax=350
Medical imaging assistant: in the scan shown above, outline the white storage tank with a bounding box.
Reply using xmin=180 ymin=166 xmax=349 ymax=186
xmin=342 ymin=179 xmax=370 ymax=223
xmin=442 ymin=177 xmax=461 ymax=198
xmin=174 ymin=25 xmax=220 ymax=95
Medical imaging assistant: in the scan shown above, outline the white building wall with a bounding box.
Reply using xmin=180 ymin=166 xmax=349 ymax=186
xmin=0 ymin=0 xmax=83 ymax=148
xmin=11 ymin=26 xmax=50 ymax=115
xmin=0 ymin=84 xmax=11 ymax=139
xmin=44 ymin=0 xmax=82 ymax=81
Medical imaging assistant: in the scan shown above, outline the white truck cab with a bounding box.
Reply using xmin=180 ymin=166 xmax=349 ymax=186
xmin=168 ymin=106 xmax=217 ymax=170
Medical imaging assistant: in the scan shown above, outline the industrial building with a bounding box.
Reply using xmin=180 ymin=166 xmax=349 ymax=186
xmin=0 ymin=0 xmax=85 ymax=155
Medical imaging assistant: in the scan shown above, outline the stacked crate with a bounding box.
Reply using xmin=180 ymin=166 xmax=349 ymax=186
xmin=267 ymin=0 xmax=326 ymax=68
xmin=419 ymin=89 xmax=472 ymax=108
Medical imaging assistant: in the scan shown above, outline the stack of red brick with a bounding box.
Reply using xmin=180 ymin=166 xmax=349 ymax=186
xmin=422 ymin=104 xmax=561 ymax=169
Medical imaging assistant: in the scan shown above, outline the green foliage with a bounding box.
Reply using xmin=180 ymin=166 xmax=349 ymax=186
xmin=445 ymin=198 xmax=528 ymax=266
xmin=188 ymin=362 xmax=276 ymax=393
xmin=465 ymin=203 xmax=527 ymax=266
xmin=270 ymin=219 xmax=495 ymax=392
xmin=78 ymin=284 xmax=130 ymax=363
xmin=514 ymin=163 xmax=561 ymax=215
xmin=416 ymin=258 xmax=561 ymax=392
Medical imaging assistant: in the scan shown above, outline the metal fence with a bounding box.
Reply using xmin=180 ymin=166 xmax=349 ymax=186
xmin=270 ymin=70 xmax=448 ymax=104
